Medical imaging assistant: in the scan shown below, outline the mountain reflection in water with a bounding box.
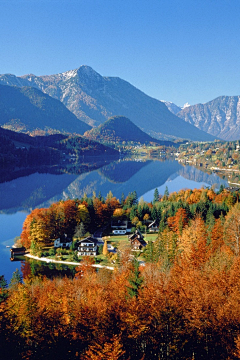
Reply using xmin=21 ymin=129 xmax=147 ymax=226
xmin=0 ymin=157 xmax=228 ymax=213
xmin=0 ymin=156 xmax=228 ymax=283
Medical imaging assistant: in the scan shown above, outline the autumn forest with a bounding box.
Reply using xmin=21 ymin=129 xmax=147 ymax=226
xmin=2 ymin=187 xmax=240 ymax=359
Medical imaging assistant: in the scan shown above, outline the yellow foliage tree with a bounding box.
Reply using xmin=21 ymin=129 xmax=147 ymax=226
xmin=103 ymin=239 xmax=108 ymax=256
xmin=224 ymin=203 xmax=240 ymax=256
xmin=78 ymin=204 xmax=91 ymax=226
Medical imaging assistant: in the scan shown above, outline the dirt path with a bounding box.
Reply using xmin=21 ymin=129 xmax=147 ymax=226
xmin=24 ymin=253 xmax=114 ymax=270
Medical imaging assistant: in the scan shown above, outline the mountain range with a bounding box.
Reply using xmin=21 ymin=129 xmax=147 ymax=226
xmin=176 ymin=96 xmax=240 ymax=141
xmin=0 ymin=66 xmax=216 ymax=142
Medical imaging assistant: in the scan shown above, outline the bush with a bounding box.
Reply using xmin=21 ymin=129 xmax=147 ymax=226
xmin=49 ymin=248 xmax=56 ymax=256
xmin=56 ymin=248 xmax=63 ymax=255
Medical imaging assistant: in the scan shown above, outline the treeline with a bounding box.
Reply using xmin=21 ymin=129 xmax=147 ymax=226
xmin=2 ymin=187 xmax=240 ymax=358
xmin=20 ymin=186 xmax=238 ymax=251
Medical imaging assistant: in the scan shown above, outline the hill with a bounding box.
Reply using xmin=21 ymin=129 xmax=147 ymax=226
xmin=0 ymin=127 xmax=119 ymax=166
xmin=0 ymin=66 xmax=216 ymax=141
xmin=0 ymin=84 xmax=90 ymax=135
xmin=176 ymin=96 xmax=240 ymax=141
xmin=84 ymin=116 xmax=176 ymax=146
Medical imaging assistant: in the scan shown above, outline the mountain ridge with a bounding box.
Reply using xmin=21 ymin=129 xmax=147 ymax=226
xmin=0 ymin=84 xmax=90 ymax=135
xmin=0 ymin=66 xmax=216 ymax=141
xmin=176 ymin=95 xmax=240 ymax=141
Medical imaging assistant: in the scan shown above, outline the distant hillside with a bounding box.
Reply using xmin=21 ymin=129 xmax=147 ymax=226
xmin=177 ymin=96 xmax=240 ymax=141
xmin=84 ymin=116 xmax=176 ymax=146
xmin=0 ymin=66 xmax=216 ymax=141
xmin=0 ymin=127 xmax=118 ymax=166
xmin=0 ymin=84 xmax=90 ymax=135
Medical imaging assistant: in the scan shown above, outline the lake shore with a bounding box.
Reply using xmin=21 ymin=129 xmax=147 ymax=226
xmin=24 ymin=253 xmax=115 ymax=271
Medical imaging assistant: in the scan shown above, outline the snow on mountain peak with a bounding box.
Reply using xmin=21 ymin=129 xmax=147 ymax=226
xmin=61 ymin=69 xmax=79 ymax=80
xmin=183 ymin=102 xmax=191 ymax=108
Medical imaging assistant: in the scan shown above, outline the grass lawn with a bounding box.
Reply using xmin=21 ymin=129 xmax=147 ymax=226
xmin=37 ymin=232 xmax=159 ymax=266
xmin=108 ymin=232 xmax=158 ymax=251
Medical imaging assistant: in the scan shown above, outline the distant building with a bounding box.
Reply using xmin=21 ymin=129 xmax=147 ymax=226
xmin=54 ymin=234 xmax=72 ymax=249
xmin=111 ymin=220 xmax=131 ymax=234
xmin=148 ymin=220 xmax=159 ymax=233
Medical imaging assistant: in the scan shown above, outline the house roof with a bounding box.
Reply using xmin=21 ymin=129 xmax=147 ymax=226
xmin=56 ymin=236 xmax=72 ymax=244
xmin=129 ymin=229 xmax=143 ymax=240
xmin=78 ymin=236 xmax=98 ymax=245
xmin=148 ymin=220 xmax=158 ymax=227
xmin=111 ymin=220 xmax=128 ymax=227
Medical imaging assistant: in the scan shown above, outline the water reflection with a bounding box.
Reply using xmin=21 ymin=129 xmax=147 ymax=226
xmin=21 ymin=260 xmax=76 ymax=281
xmin=0 ymin=156 xmax=228 ymax=282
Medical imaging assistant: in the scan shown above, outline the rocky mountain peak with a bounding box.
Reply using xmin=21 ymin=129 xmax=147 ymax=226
xmin=76 ymin=65 xmax=103 ymax=83
xmin=0 ymin=66 xmax=216 ymax=141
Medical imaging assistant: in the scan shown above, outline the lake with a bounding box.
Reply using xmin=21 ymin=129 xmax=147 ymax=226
xmin=0 ymin=157 xmax=228 ymax=283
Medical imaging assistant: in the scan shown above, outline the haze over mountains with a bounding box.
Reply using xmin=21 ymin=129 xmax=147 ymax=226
xmin=0 ymin=84 xmax=90 ymax=135
xmin=0 ymin=66 xmax=216 ymax=142
xmin=176 ymin=96 xmax=240 ymax=141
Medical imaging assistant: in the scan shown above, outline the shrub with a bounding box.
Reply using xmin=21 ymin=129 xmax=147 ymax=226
xmin=49 ymin=248 xmax=56 ymax=256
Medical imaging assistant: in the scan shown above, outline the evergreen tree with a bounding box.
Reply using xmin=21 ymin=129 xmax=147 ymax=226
xmin=74 ymin=222 xmax=86 ymax=240
xmin=142 ymin=241 xmax=155 ymax=262
xmin=132 ymin=190 xmax=138 ymax=205
xmin=137 ymin=204 xmax=143 ymax=220
xmin=0 ymin=275 xmax=8 ymax=303
xmin=153 ymin=188 xmax=159 ymax=204
xmin=164 ymin=186 xmax=169 ymax=197
xmin=126 ymin=257 xmax=143 ymax=298
xmin=9 ymin=268 xmax=22 ymax=290
xmin=151 ymin=206 xmax=158 ymax=221
xmin=98 ymin=191 xmax=102 ymax=200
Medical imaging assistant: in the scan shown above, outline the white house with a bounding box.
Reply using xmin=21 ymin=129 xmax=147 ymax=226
xmin=77 ymin=236 xmax=98 ymax=256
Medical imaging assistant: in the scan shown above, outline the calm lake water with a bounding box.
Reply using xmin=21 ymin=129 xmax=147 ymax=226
xmin=0 ymin=157 xmax=228 ymax=283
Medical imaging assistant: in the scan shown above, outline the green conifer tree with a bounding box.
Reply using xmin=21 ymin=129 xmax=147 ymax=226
xmin=0 ymin=275 xmax=8 ymax=303
xmin=9 ymin=269 xmax=22 ymax=290
xmin=153 ymin=188 xmax=159 ymax=204
xmin=126 ymin=257 xmax=143 ymax=298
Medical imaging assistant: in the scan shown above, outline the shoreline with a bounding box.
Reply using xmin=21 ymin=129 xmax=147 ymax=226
xmin=24 ymin=253 xmax=115 ymax=271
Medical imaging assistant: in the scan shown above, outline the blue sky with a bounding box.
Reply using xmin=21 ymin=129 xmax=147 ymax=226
xmin=1 ymin=0 xmax=240 ymax=107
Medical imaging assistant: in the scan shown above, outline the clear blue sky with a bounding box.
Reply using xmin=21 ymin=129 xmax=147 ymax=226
xmin=1 ymin=0 xmax=240 ymax=107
